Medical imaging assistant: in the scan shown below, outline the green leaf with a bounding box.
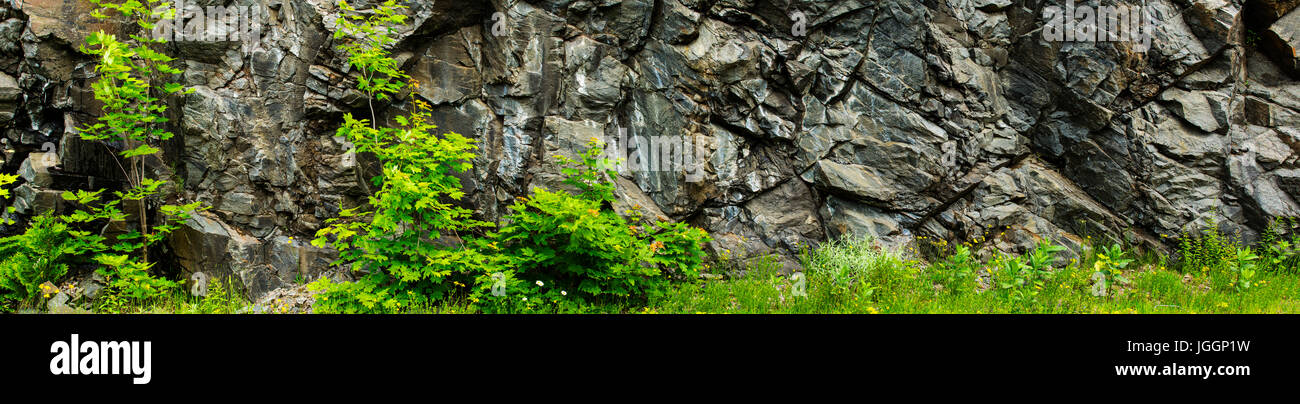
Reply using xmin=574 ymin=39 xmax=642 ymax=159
xmin=162 ymin=83 xmax=184 ymax=94
xmin=120 ymin=144 xmax=161 ymax=158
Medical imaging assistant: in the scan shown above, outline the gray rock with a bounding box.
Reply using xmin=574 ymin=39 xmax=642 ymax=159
xmin=46 ymin=291 xmax=71 ymax=313
xmin=17 ymin=152 xmax=58 ymax=187
xmin=1159 ymin=88 xmax=1230 ymax=133
xmin=10 ymin=183 xmax=64 ymax=215
xmin=0 ymin=72 xmax=17 ymax=123
xmin=1185 ymin=0 xmax=1241 ymax=53
xmin=741 ymin=180 xmax=824 ymax=254
xmin=218 ymin=192 xmax=257 ymax=216
xmin=20 ymin=0 xmax=116 ymax=47
xmin=654 ymin=0 xmax=702 ymax=44
xmin=821 ymin=196 xmax=908 ymax=249
xmin=410 ymin=26 xmax=483 ymax=106
xmin=1265 ymin=6 xmax=1300 ymax=75
xmin=814 ymin=160 xmax=897 ymax=204
xmin=0 ymin=18 xmax=23 ymax=54
xmin=168 ymin=209 xmax=338 ymax=301
xmin=253 ymin=280 xmax=332 ymax=314
xmin=81 ymin=281 xmax=102 ymax=302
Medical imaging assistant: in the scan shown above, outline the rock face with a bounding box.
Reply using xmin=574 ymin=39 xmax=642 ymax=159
xmin=169 ymin=211 xmax=336 ymax=300
xmin=4 ymin=0 xmax=1300 ymax=298
xmin=0 ymin=72 xmax=18 ymax=123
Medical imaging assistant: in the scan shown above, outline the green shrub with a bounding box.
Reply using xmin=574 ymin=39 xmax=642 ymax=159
xmin=93 ymin=253 xmax=178 ymax=301
xmin=1228 ymin=247 xmax=1259 ymax=292
xmin=1176 ymin=218 xmax=1239 ymax=274
xmin=994 ymin=240 xmax=1064 ymax=305
xmin=1260 ymin=218 xmax=1300 ymax=274
xmin=929 ymin=244 xmax=978 ymax=295
xmin=1092 ymin=244 xmax=1133 ymax=295
xmin=1172 ymin=218 xmax=1264 ymax=293
xmin=0 ymin=213 xmax=82 ymax=306
xmin=68 ymin=0 xmax=204 ymax=304
xmin=482 ymin=141 xmax=711 ymax=308
xmin=58 ymin=188 xmax=190 ymax=305
xmin=309 ymin=0 xmax=500 ymax=313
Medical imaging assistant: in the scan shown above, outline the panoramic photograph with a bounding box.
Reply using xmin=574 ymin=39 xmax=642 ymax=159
xmin=0 ymin=0 xmax=1294 ymax=389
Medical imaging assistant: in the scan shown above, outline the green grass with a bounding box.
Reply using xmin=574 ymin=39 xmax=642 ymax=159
xmin=24 ymin=234 xmax=1300 ymax=314
xmin=27 ymin=276 xmax=258 ymax=314
xmin=645 ymin=236 xmax=1300 ymax=314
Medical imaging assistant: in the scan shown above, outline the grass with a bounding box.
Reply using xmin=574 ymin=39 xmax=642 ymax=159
xmin=21 ymin=275 xmax=258 ymax=314
xmin=19 ymin=230 xmax=1300 ymax=314
xmin=647 ymin=235 xmax=1300 ymax=314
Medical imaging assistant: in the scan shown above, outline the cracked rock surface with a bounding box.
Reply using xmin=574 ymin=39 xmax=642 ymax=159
xmin=4 ymin=0 xmax=1300 ymax=299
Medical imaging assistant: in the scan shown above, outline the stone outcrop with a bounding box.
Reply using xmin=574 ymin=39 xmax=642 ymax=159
xmin=4 ymin=0 xmax=1300 ymax=299
xmin=169 ymin=211 xmax=337 ymax=300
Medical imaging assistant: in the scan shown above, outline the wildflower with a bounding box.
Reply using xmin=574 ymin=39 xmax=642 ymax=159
xmin=536 ymin=280 xmax=544 ymax=287
xmin=522 ymin=297 xmax=528 ymax=301
xmin=561 ymin=290 xmax=567 ymax=296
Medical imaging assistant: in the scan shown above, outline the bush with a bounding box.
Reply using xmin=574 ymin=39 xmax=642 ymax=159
xmin=1260 ymin=218 xmax=1300 ymax=274
xmin=57 ymin=189 xmax=189 ymax=305
xmin=309 ymin=0 xmax=500 ymax=313
xmin=1176 ymin=218 xmax=1240 ymax=274
xmin=1091 ymin=243 xmax=1133 ymax=295
xmin=0 ymin=213 xmax=82 ymax=306
xmin=1227 ymin=247 xmax=1259 ymax=291
xmin=1172 ymin=218 xmax=1263 ymax=292
xmin=53 ymin=0 xmax=205 ymax=308
xmin=994 ymin=240 xmax=1064 ymax=304
xmin=929 ymin=244 xmax=978 ymax=295
xmin=483 ymin=141 xmax=711 ymax=307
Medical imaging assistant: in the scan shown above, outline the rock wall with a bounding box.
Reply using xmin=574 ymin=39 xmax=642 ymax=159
xmin=3 ymin=0 xmax=1300 ymax=300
